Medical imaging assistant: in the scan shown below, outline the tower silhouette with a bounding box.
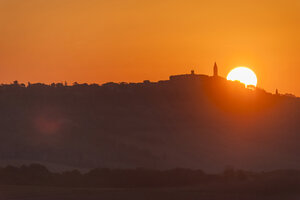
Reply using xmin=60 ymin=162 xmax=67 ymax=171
xmin=213 ymin=62 xmax=218 ymax=77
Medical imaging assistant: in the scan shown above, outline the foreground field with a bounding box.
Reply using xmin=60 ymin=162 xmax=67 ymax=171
xmin=0 ymin=186 xmax=299 ymax=200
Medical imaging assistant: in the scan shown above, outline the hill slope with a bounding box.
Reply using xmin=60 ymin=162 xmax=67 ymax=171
xmin=0 ymin=78 xmax=299 ymax=172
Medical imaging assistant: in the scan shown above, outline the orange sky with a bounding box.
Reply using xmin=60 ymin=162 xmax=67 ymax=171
xmin=0 ymin=0 xmax=299 ymax=96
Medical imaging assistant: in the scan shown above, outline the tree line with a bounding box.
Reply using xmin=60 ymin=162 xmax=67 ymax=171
xmin=0 ymin=163 xmax=299 ymax=194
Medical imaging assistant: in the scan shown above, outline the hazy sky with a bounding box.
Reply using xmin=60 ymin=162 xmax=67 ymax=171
xmin=0 ymin=0 xmax=299 ymax=95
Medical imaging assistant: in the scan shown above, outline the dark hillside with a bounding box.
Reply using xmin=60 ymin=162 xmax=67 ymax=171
xmin=0 ymin=78 xmax=298 ymax=172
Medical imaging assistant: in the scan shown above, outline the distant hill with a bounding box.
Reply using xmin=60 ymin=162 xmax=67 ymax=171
xmin=0 ymin=77 xmax=298 ymax=172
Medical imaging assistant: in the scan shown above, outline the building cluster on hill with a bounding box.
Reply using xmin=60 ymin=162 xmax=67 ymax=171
xmin=155 ymin=62 xmax=222 ymax=84
xmin=169 ymin=62 xmax=219 ymax=81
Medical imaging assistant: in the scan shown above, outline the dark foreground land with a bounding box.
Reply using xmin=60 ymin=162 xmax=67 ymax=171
xmin=0 ymin=165 xmax=299 ymax=199
xmin=0 ymin=79 xmax=299 ymax=172
xmin=0 ymin=186 xmax=299 ymax=200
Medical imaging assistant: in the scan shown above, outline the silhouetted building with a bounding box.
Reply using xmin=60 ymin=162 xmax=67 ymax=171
xmin=168 ymin=63 xmax=221 ymax=83
xmin=169 ymin=70 xmax=209 ymax=81
xmin=213 ymin=62 xmax=218 ymax=77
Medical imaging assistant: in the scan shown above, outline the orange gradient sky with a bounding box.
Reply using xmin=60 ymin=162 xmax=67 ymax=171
xmin=0 ymin=0 xmax=299 ymax=96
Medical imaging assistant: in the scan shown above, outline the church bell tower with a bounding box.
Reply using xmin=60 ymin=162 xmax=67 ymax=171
xmin=213 ymin=62 xmax=218 ymax=77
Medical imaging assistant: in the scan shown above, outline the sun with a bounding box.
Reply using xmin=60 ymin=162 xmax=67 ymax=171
xmin=227 ymin=67 xmax=257 ymax=87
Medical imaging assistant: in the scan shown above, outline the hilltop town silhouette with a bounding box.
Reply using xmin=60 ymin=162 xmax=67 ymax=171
xmin=3 ymin=63 xmax=293 ymax=98
xmin=0 ymin=63 xmax=298 ymax=172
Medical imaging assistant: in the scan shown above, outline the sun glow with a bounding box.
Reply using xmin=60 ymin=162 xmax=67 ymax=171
xmin=227 ymin=67 xmax=257 ymax=87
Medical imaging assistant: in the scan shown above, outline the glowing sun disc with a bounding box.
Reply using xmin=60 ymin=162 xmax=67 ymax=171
xmin=227 ymin=67 xmax=257 ymax=87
